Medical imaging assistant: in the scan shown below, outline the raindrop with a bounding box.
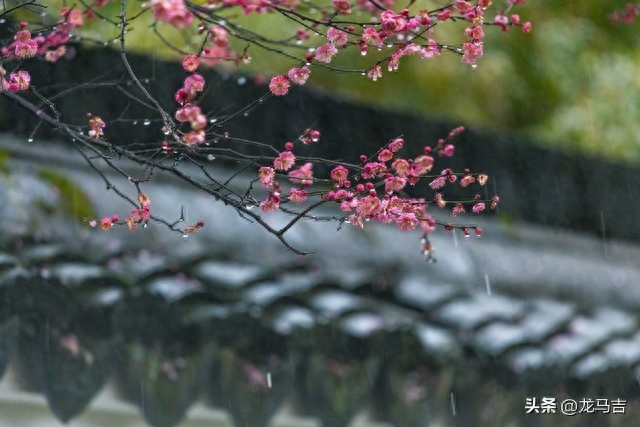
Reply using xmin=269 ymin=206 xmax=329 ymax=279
xmin=450 ymin=392 xmax=457 ymax=416
xmin=143 ymin=79 xmax=150 ymax=84
xmin=209 ymin=118 xmax=218 ymax=124
xmin=0 ymin=19 xmax=6 ymax=24
xmin=183 ymin=233 xmax=189 ymax=238
xmin=452 ymin=229 xmax=458 ymax=247
xmin=142 ymin=223 xmax=148 ymax=228
xmin=471 ymin=64 xmax=478 ymax=70
xmin=296 ymin=40 xmax=302 ymax=45
xmin=360 ymin=51 xmax=367 ymax=56
xmin=484 ymin=274 xmax=491 ymax=296
xmin=143 ymin=119 xmax=151 ymax=126
xmin=207 ymin=154 xmax=215 ymax=161
xmin=245 ymin=204 xmax=255 ymax=210
xmin=237 ymin=76 xmax=247 ymax=85
xmin=267 ymin=372 xmax=272 ymax=389
xmin=27 ymin=138 xmax=34 ymax=143
xmin=386 ymin=44 xmax=393 ymax=48
xmin=133 ymin=120 xmax=138 ymax=125
xmin=243 ymin=112 xmax=249 ymax=117
xmin=600 ymin=211 xmax=608 ymax=257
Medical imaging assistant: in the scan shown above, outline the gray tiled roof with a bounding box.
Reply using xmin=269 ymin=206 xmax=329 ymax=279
xmin=2 ymin=135 xmax=640 ymax=426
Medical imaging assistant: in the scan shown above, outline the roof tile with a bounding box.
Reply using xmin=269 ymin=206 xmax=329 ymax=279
xmin=519 ymin=299 xmax=576 ymax=342
xmin=432 ymin=294 xmax=525 ymax=331
xmin=394 ymin=274 xmax=462 ymax=311
xmin=472 ymin=322 xmax=529 ymax=356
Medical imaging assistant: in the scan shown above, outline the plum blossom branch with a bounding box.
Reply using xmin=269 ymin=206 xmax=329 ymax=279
xmin=0 ymin=0 xmax=528 ymax=256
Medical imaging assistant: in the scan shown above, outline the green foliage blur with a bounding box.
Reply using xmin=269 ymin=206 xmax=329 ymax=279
xmin=42 ymin=0 xmax=640 ymax=162
xmin=37 ymin=169 xmax=97 ymax=222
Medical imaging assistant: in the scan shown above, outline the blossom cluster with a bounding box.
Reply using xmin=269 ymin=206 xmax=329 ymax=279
xmin=88 ymin=115 xmax=106 ymax=139
xmin=1 ymin=2 xmax=103 ymax=62
xmin=255 ymin=127 xmax=498 ymax=255
xmin=0 ymin=68 xmax=30 ymax=92
xmin=611 ymin=3 xmax=640 ymax=24
xmin=268 ymin=65 xmax=311 ymax=96
xmin=142 ymin=0 xmax=531 ymax=90
xmin=150 ymin=0 xmax=194 ymax=29
xmin=1 ymin=3 xmax=110 ymax=93
xmin=257 ymin=137 xmax=316 ymax=212
xmin=174 ymin=56 xmax=208 ymax=145
xmin=89 ymin=192 xmax=204 ymax=235
xmin=89 ymin=192 xmax=153 ymax=232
